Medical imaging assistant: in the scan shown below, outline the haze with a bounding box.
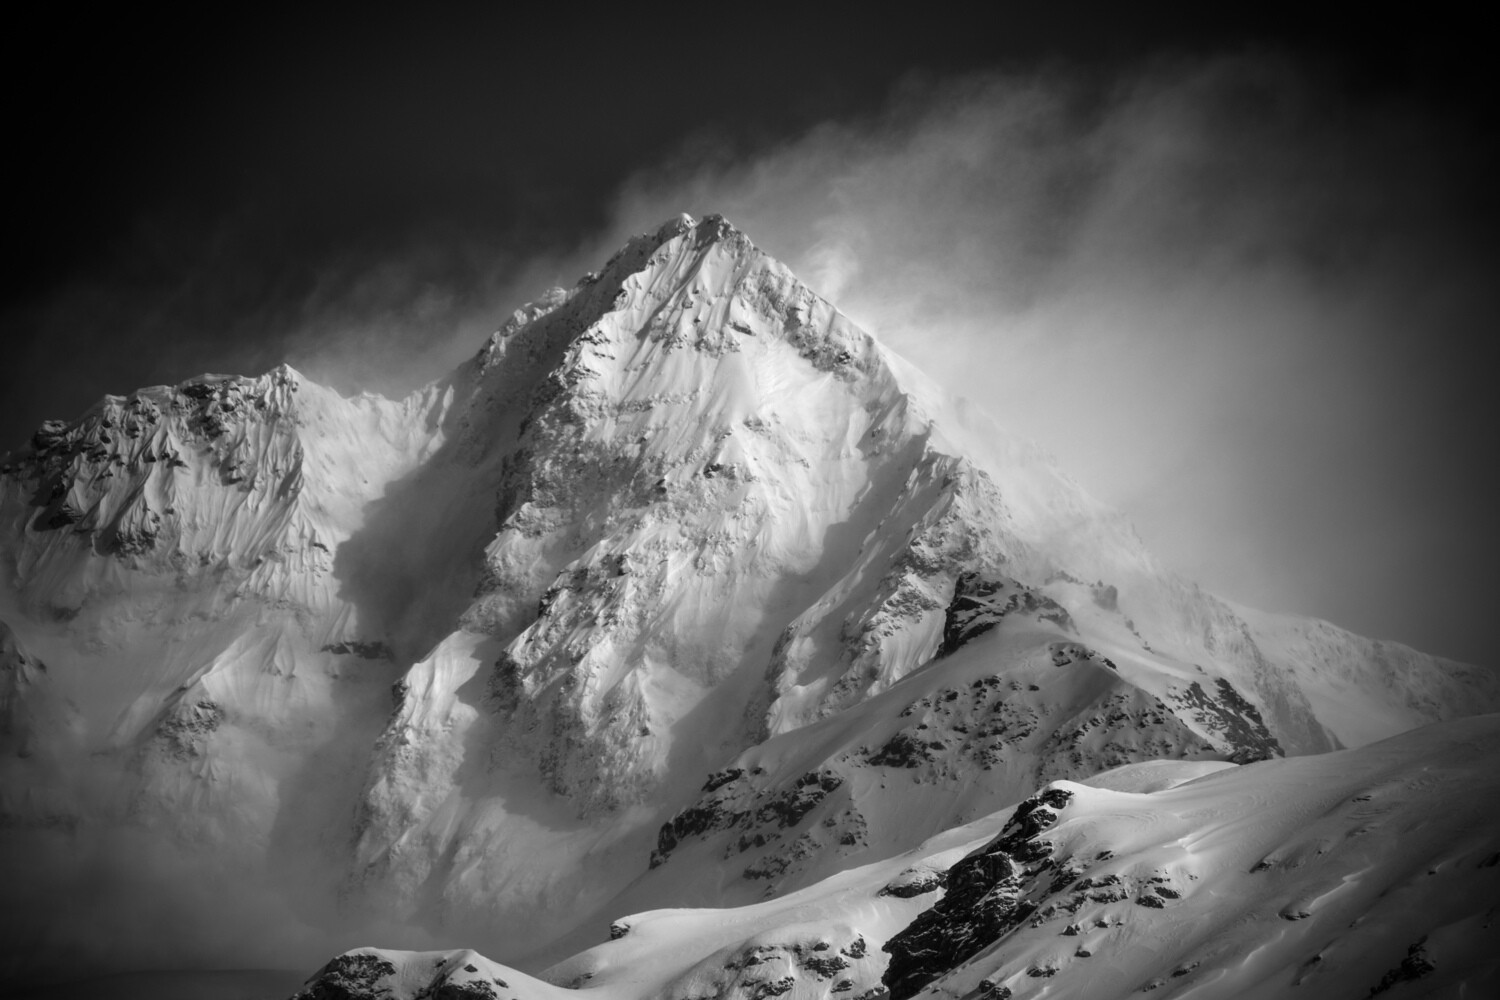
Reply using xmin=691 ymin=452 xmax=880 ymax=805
xmin=2 ymin=11 xmax=1493 ymax=666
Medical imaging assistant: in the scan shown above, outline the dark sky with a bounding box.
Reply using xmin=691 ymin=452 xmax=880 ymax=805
xmin=2 ymin=6 xmax=1495 ymax=666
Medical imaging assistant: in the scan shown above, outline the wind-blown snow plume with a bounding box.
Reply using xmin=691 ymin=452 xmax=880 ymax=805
xmin=590 ymin=58 xmax=1497 ymax=667
xmin=8 ymin=54 xmax=1491 ymax=662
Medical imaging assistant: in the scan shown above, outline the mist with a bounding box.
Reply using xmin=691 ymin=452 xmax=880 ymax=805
xmin=0 ymin=827 xmax=364 ymax=985
xmin=513 ymin=54 xmax=1491 ymax=666
xmin=4 ymin=39 xmax=1497 ymax=991
xmin=18 ymin=51 xmax=1483 ymax=665
xmin=278 ymin=53 xmax=1494 ymax=666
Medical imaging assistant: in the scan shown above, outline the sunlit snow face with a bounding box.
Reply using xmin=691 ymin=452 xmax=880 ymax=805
xmin=586 ymin=59 xmax=1495 ymax=668
xmin=216 ymin=56 xmax=1488 ymax=668
xmin=6 ymin=51 xmax=1492 ymax=666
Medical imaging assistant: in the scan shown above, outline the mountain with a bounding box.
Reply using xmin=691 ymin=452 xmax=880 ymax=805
xmin=1 ymin=214 xmax=1495 ymax=990
xmin=295 ymin=715 xmax=1500 ymax=1000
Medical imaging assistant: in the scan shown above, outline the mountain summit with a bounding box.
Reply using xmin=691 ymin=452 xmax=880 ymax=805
xmin=2 ymin=215 xmax=1496 ymax=992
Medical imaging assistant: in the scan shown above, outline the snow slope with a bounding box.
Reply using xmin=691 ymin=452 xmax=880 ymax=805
xmin=1 ymin=214 xmax=1495 ymax=986
xmin=291 ymin=714 xmax=1500 ymax=999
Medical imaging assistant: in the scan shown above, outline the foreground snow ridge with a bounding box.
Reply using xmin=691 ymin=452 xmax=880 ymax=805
xmin=296 ymin=718 xmax=1500 ymax=999
xmin=1 ymin=215 xmax=1496 ymax=993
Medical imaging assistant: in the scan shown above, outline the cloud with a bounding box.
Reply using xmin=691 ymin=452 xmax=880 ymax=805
xmin=583 ymin=53 xmax=1496 ymax=662
xmin=262 ymin=50 xmax=1492 ymax=663
xmin=12 ymin=49 xmax=1488 ymax=664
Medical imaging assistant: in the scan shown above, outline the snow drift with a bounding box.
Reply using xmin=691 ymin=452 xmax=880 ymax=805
xmin=296 ymin=715 xmax=1500 ymax=999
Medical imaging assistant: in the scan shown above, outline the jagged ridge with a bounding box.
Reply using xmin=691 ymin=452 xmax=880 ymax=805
xmin=0 ymin=214 xmax=1495 ymax=989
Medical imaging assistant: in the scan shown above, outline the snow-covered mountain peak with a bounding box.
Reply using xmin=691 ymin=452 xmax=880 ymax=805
xmin=3 ymin=215 xmax=1498 ymax=990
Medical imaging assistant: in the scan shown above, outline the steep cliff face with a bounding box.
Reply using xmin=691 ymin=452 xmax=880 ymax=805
xmin=0 ymin=215 xmax=1493 ymax=984
xmin=334 ymin=216 xmax=1354 ymax=945
xmin=0 ymin=365 xmax=460 ymax=622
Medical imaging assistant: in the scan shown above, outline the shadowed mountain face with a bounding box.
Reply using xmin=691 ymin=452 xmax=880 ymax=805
xmin=1 ymin=215 xmax=1496 ymax=991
